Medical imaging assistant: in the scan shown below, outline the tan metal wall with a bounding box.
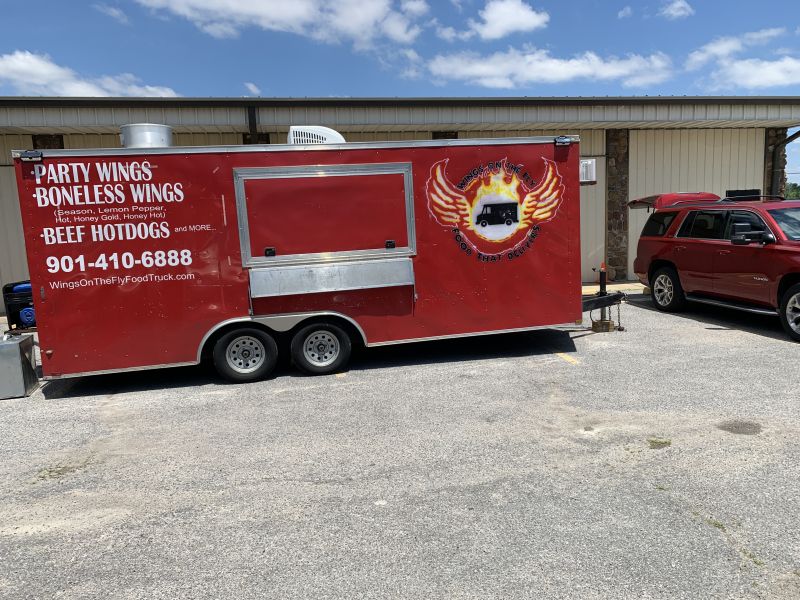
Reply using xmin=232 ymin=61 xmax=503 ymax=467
xmin=628 ymin=128 xmax=765 ymax=276
xmin=1 ymin=135 xmax=33 ymax=306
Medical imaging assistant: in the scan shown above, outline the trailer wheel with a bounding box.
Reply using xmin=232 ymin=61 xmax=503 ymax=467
xmin=291 ymin=323 xmax=352 ymax=375
xmin=479 ymin=220 xmax=488 ymax=228
xmin=213 ymin=328 xmax=278 ymax=383
xmin=504 ymin=218 xmax=513 ymax=226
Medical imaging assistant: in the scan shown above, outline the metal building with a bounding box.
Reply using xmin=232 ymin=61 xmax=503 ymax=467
xmin=2 ymin=96 xmax=799 ymax=303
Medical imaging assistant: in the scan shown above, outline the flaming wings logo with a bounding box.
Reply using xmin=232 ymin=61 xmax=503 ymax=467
xmin=425 ymin=158 xmax=565 ymax=261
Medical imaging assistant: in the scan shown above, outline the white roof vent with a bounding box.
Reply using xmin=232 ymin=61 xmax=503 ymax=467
xmin=287 ymin=126 xmax=345 ymax=145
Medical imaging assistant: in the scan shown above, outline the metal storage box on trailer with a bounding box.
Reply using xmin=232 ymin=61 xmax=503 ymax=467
xmin=13 ymin=134 xmax=582 ymax=381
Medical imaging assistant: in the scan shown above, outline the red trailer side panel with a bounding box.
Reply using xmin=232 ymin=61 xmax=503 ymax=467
xmin=15 ymin=138 xmax=581 ymax=377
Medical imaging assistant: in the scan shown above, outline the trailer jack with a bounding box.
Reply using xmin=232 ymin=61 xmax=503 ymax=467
xmin=581 ymin=264 xmax=625 ymax=333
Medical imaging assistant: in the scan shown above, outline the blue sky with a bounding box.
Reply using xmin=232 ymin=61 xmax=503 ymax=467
xmin=0 ymin=0 xmax=798 ymax=177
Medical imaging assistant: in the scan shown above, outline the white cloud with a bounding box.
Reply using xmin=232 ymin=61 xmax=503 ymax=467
xmin=399 ymin=48 xmax=423 ymax=78
xmin=468 ymin=0 xmax=549 ymax=40
xmin=428 ymin=47 xmax=672 ymax=89
xmin=93 ymin=3 xmax=129 ymax=24
xmin=711 ymin=56 xmax=800 ymax=89
xmin=686 ymin=28 xmax=785 ymax=70
xmin=617 ymin=6 xmax=633 ymax=19
xmin=435 ymin=24 xmax=458 ymax=42
xmin=659 ymin=0 xmax=694 ymax=20
xmin=244 ymin=82 xmax=261 ymax=95
xmin=0 ymin=51 xmax=178 ymax=96
xmin=401 ymin=0 xmax=429 ymax=17
xmin=135 ymin=0 xmax=423 ymax=47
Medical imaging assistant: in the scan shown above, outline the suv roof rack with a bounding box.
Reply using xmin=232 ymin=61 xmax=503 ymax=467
xmin=628 ymin=192 xmax=720 ymax=210
xmin=717 ymin=195 xmax=786 ymax=203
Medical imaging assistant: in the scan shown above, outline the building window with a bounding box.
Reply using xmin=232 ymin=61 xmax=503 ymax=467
xmin=243 ymin=133 xmax=270 ymax=144
xmin=432 ymin=131 xmax=458 ymax=140
xmin=32 ymin=134 xmax=64 ymax=149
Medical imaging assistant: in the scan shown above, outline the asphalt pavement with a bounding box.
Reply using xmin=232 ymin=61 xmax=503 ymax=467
xmin=1 ymin=295 xmax=799 ymax=599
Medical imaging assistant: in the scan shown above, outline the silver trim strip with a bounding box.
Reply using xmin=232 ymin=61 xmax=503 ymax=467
xmin=11 ymin=135 xmax=577 ymax=159
xmin=233 ymin=162 xmax=416 ymax=268
xmin=195 ymin=312 xmax=370 ymax=362
xmin=43 ymin=361 xmax=197 ymax=380
xmin=685 ymin=295 xmax=778 ymax=316
xmin=253 ymin=312 xmax=368 ymax=342
xmin=249 ymin=258 xmax=414 ymax=297
xmin=365 ymin=323 xmax=578 ymax=347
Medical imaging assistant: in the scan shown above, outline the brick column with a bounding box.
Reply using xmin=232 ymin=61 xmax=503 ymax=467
xmin=764 ymin=128 xmax=788 ymax=196
xmin=606 ymin=129 xmax=630 ymax=280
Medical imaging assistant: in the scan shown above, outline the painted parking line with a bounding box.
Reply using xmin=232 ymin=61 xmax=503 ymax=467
xmin=556 ymin=352 xmax=580 ymax=365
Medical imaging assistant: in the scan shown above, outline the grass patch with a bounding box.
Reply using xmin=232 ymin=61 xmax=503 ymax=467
xmin=648 ymin=438 xmax=672 ymax=450
xmin=742 ymin=549 xmax=765 ymax=567
xmin=36 ymin=455 xmax=93 ymax=481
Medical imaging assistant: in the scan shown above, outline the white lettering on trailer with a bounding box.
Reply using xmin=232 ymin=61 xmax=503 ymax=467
xmin=32 ymin=162 xmax=91 ymax=185
xmin=29 ymin=158 xmax=207 ymax=290
xmin=41 ymin=226 xmax=85 ymax=245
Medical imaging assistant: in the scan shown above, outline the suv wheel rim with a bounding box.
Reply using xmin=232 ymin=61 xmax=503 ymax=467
xmin=653 ymin=274 xmax=674 ymax=306
xmin=786 ymin=293 xmax=800 ymax=334
xmin=226 ymin=336 xmax=266 ymax=374
xmin=303 ymin=330 xmax=339 ymax=367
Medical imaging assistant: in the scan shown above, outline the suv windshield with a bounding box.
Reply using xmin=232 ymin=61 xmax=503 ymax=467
xmin=768 ymin=208 xmax=800 ymax=241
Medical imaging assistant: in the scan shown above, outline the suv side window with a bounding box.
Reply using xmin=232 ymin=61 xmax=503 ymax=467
xmin=677 ymin=210 xmax=726 ymax=239
xmin=641 ymin=211 xmax=678 ymax=237
xmin=725 ymin=210 xmax=768 ymax=239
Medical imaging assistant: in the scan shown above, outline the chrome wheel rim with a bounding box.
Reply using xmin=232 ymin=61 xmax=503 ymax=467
xmin=303 ymin=330 xmax=339 ymax=367
xmin=786 ymin=293 xmax=800 ymax=334
xmin=226 ymin=336 xmax=266 ymax=374
xmin=653 ymin=274 xmax=674 ymax=306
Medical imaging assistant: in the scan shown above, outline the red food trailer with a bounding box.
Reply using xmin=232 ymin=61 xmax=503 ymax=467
xmin=12 ymin=130 xmax=587 ymax=382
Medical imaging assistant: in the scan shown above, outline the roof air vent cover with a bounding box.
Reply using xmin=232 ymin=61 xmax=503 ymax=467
xmin=287 ymin=126 xmax=346 ymax=145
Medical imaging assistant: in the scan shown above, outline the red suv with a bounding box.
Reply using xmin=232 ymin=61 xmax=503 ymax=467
xmin=631 ymin=193 xmax=800 ymax=341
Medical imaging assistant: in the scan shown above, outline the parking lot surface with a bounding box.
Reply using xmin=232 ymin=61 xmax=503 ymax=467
xmin=1 ymin=294 xmax=799 ymax=599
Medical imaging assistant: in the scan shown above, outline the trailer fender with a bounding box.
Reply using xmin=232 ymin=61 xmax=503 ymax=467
xmin=196 ymin=312 xmax=368 ymax=362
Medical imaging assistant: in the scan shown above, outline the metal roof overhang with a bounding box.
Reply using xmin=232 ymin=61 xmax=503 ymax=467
xmin=0 ymin=96 xmax=798 ymax=134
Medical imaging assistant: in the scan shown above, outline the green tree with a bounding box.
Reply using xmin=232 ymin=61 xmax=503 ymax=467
xmin=787 ymin=182 xmax=800 ymax=199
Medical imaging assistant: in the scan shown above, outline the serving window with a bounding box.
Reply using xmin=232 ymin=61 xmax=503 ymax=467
xmin=234 ymin=163 xmax=415 ymax=267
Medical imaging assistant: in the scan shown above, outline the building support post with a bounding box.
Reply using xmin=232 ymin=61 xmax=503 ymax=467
xmin=605 ymin=129 xmax=630 ymax=281
xmin=766 ymin=127 xmax=797 ymax=197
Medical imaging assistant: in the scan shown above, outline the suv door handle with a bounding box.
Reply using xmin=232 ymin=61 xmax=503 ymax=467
xmin=674 ymin=245 xmax=686 ymax=252
xmin=718 ymin=250 xmax=731 ymax=256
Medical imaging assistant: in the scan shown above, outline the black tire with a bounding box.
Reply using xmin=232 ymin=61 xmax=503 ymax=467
xmin=504 ymin=219 xmax=513 ymax=226
xmin=212 ymin=327 xmax=278 ymax=383
xmin=480 ymin=220 xmax=488 ymax=228
xmin=778 ymin=283 xmax=800 ymax=342
xmin=290 ymin=322 xmax=352 ymax=375
xmin=650 ymin=266 xmax=686 ymax=312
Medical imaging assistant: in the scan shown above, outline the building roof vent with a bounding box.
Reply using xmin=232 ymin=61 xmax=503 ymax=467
xmin=287 ymin=126 xmax=345 ymax=145
xmin=120 ymin=123 xmax=173 ymax=148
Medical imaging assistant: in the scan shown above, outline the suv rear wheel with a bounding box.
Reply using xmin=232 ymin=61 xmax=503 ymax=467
xmin=651 ymin=267 xmax=686 ymax=312
xmin=779 ymin=283 xmax=800 ymax=342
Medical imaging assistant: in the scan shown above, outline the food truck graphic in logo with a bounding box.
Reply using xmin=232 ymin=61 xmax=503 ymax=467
xmin=425 ymin=157 xmax=565 ymax=261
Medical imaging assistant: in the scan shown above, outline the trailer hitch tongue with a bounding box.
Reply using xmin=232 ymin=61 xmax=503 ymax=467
xmin=585 ymin=262 xmax=625 ymax=333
